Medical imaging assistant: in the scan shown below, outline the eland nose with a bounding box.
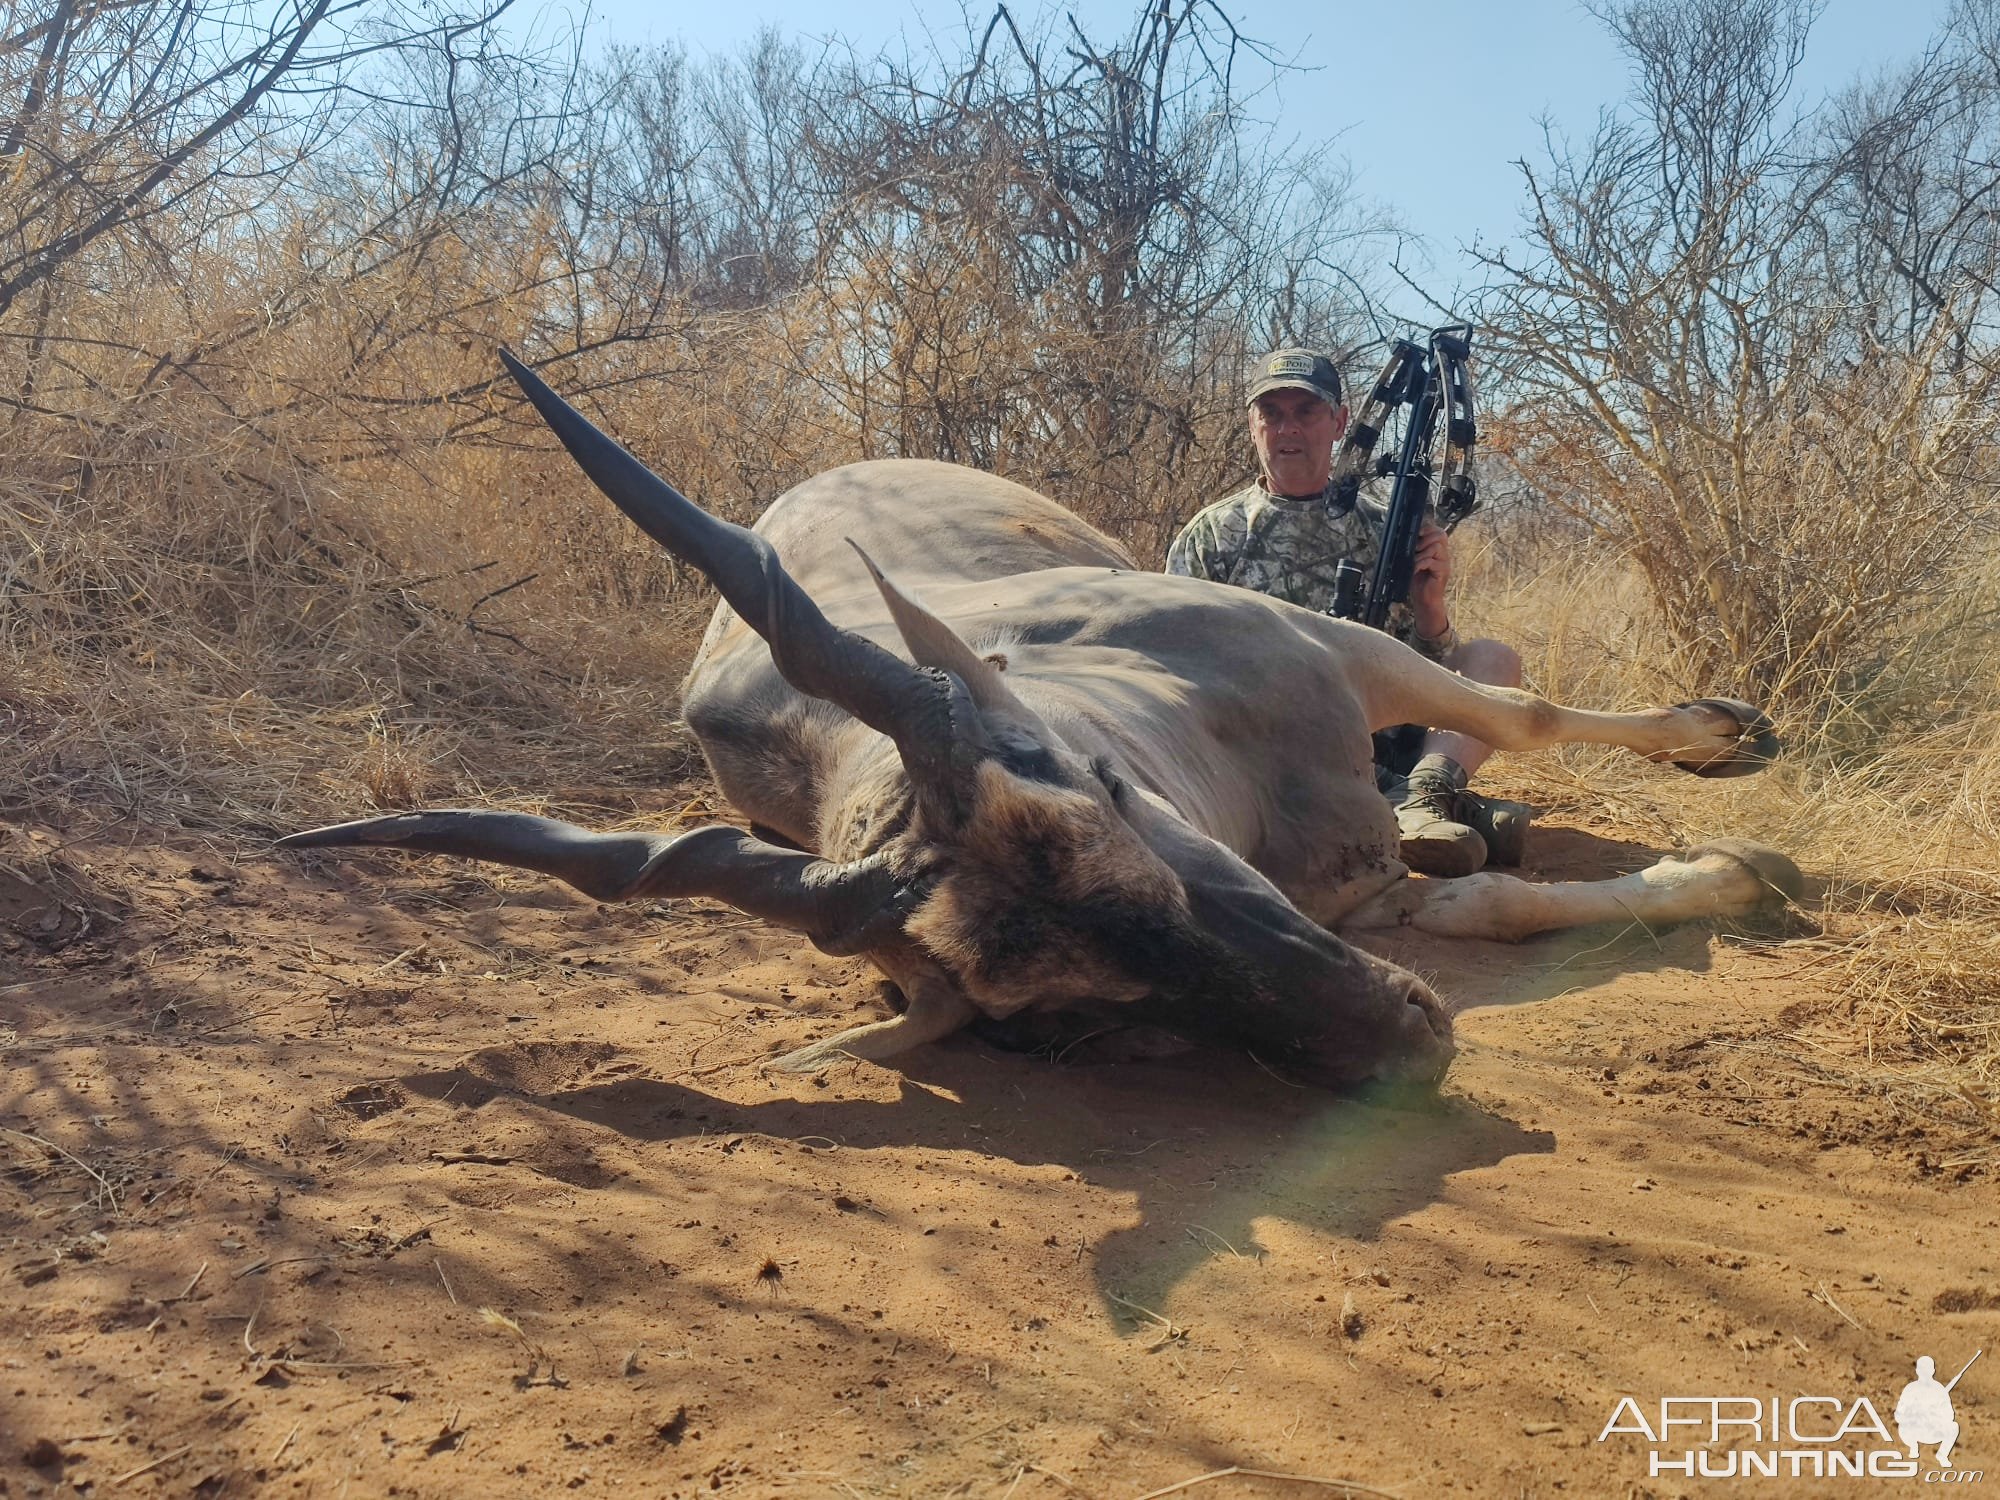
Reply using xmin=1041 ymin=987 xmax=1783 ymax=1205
xmin=1386 ymin=976 xmax=1455 ymax=1086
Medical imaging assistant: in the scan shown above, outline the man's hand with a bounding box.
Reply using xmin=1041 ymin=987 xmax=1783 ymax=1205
xmin=1409 ymin=519 xmax=1452 ymax=639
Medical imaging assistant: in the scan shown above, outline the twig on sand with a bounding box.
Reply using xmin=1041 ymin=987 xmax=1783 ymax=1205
xmin=266 ymin=1358 xmax=413 ymax=1372
xmin=480 ymin=1306 xmax=566 ymax=1388
xmin=1184 ymin=1224 xmax=1248 ymax=1259
xmin=434 ymin=1258 xmax=457 ymax=1305
xmin=1812 ymin=1281 xmax=1867 ymax=1332
xmin=270 ymin=1423 xmax=300 ymax=1463
xmin=232 ymin=1254 xmax=330 ymax=1280
xmin=0 ymin=977 xmax=68 ymax=998
xmin=110 ymin=1445 xmax=192 ymax=1485
xmin=369 ymin=945 xmax=425 ymax=976
xmin=1104 ymin=1291 xmax=1186 ymax=1348
xmin=169 ymin=1261 xmax=208 ymax=1302
xmin=4 ymin=1128 xmax=120 ymax=1212
xmin=1131 ymin=1468 xmax=1403 ymax=1500
xmin=244 ymin=1289 xmax=266 ymax=1357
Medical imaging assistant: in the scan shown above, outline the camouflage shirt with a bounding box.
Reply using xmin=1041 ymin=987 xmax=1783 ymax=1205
xmin=1165 ymin=481 xmax=1454 ymax=659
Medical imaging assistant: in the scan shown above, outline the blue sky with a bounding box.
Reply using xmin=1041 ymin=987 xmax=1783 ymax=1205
xmin=531 ymin=0 xmax=1957 ymax=301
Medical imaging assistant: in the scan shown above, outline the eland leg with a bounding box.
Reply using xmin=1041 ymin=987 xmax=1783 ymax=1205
xmin=1341 ymin=839 xmax=1803 ymax=942
xmin=1334 ymin=628 xmax=1780 ymax=777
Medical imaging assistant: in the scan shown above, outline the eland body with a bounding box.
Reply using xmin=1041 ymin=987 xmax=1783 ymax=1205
xmin=282 ymin=355 xmax=1799 ymax=1088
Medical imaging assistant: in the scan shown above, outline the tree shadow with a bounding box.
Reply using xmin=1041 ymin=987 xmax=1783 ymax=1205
xmin=398 ymin=1039 xmax=1554 ymax=1322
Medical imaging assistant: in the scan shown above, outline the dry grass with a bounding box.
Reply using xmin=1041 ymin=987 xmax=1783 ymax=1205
xmin=0 ymin=340 xmax=718 ymax=835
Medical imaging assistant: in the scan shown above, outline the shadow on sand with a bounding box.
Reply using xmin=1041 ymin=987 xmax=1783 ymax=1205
xmin=399 ymin=1040 xmax=1554 ymax=1320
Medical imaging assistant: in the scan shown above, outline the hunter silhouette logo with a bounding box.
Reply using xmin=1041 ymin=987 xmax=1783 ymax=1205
xmin=1597 ymin=1346 xmax=1985 ymax=1482
xmin=1897 ymin=1351 xmax=1979 ymax=1468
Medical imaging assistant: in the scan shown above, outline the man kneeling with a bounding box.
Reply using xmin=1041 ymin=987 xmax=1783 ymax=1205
xmin=1166 ymin=347 xmax=1531 ymax=876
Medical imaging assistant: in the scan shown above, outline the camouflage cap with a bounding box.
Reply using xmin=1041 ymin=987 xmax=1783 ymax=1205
xmin=1246 ymin=348 xmax=1343 ymax=408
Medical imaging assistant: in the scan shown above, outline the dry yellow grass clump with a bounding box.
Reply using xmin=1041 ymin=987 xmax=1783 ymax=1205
xmin=0 ymin=373 xmax=706 ymax=834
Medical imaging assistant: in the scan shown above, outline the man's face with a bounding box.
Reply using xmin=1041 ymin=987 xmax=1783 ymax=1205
xmin=1250 ymin=388 xmax=1347 ymax=498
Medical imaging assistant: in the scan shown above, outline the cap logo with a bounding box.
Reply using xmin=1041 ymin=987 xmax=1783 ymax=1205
xmin=1268 ymin=355 xmax=1317 ymax=378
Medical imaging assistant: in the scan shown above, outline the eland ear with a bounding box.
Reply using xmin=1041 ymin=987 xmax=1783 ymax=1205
xmin=847 ymin=541 xmax=1053 ymax=734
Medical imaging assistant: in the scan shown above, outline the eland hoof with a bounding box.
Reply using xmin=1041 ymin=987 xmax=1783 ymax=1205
xmin=1670 ymin=698 xmax=1781 ymax=778
xmin=1682 ymin=837 xmax=1805 ymax=906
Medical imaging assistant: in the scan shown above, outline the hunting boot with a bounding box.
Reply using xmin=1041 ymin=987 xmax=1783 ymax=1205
xmin=1391 ymin=755 xmax=1486 ymax=878
xmin=1457 ymin=791 xmax=1536 ymax=868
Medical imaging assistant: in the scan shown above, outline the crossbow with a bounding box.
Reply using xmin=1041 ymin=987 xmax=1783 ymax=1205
xmin=1325 ymin=323 xmax=1480 ymax=631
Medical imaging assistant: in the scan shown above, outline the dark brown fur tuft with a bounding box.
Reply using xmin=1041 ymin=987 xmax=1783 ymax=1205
xmin=903 ymin=761 xmax=1196 ymax=1017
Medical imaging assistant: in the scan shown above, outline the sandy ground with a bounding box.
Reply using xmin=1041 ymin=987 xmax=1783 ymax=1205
xmin=3 ymin=793 xmax=1996 ymax=1500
